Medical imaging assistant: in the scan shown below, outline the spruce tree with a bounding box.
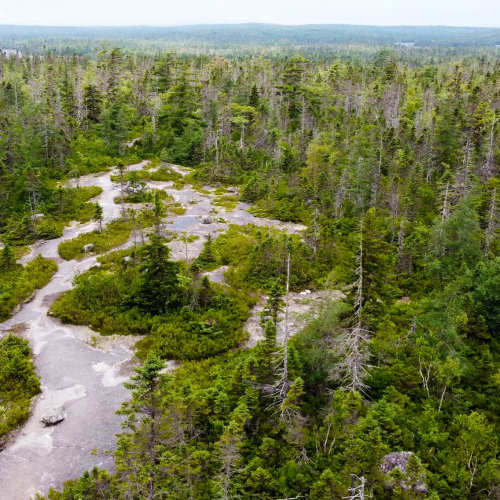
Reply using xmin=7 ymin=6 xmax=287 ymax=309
xmin=92 ymin=203 xmax=104 ymax=232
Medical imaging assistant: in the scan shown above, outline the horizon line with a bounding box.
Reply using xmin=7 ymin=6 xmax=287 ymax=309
xmin=1 ymin=22 xmax=500 ymax=29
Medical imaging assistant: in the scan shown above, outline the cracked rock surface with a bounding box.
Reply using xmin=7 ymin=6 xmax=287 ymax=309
xmin=0 ymin=160 xmax=308 ymax=500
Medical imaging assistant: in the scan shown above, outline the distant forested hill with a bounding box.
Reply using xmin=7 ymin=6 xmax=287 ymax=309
xmin=1 ymin=23 xmax=500 ymax=55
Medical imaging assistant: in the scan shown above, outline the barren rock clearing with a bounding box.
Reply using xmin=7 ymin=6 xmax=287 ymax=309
xmin=0 ymin=160 xmax=322 ymax=500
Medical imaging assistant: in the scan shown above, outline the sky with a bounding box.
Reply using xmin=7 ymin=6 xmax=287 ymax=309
xmin=1 ymin=0 xmax=499 ymax=28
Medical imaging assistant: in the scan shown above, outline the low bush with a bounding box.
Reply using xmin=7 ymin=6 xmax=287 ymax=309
xmin=57 ymin=219 xmax=133 ymax=261
xmin=0 ymin=253 xmax=58 ymax=321
xmin=0 ymin=334 xmax=41 ymax=442
xmin=194 ymin=224 xmax=315 ymax=290
xmin=2 ymin=215 xmax=63 ymax=245
xmin=146 ymin=285 xmax=254 ymax=360
xmin=113 ymin=189 xmax=172 ymax=205
xmin=2 ymin=186 xmax=103 ymax=246
xmin=51 ymin=239 xmax=256 ymax=360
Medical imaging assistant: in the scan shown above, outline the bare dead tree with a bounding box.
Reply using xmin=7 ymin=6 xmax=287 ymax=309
xmin=484 ymin=188 xmax=498 ymax=254
xmin=396 ymin=216 xmax=410 ymax=274
xmin=150 ymin=94 xmax=162 ymax=141
xmin=267 ymin=253 xmax=292 ymax=411
xmin=75 ymin=68 xmax=85 ymax=125
xmin=331 ymin=219 xmax=371 ymax=393
xmin=454 ymin=135 xmax=472 ymax=201
xmin=214 ymin=428 xmax=245 ymax=500
xmin=483 ymin=115 xmax=497 ymax=178
xmin=441 ymin=181 xmax=451 ymax=223
xmin=335 ymin=165 xmax=348 ymax=218
xmin=344 ymin=475 xmax=369 ymax=500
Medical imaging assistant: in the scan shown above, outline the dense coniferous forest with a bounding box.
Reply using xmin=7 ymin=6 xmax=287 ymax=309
xmin=2 ymin=33 xmax=500 ymax=499
xmin=3 ymin=24 xmax=500 ymax=57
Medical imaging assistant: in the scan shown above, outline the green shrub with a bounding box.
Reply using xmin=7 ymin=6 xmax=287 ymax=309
xmin=52 ymin=186 xmax=104 ymax=223
xmin=0 ymin=254 xmax=58 ymax=321
xmin=113 ymin=189 xmax=172 ymax=205
xmin=57 ymin=219 xmax=133 ymax=261
xmin=50 ymin=239 xmax=255 ymax=359
xmin=139 ymin=285 xmax=255 ymax=360
xmin=2 ymin=215 xmax=63 ymax=245
xmin=0 ymin=334 xmax=41 ymax=440
xmin=213 ymin=194 xmax=239 ymax=211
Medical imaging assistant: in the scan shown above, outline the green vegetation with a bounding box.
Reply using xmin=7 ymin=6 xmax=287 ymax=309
xmin=110 ymin=166 xmax=182 ymax=184
xmin=166 ymin=203 xmax=187 ymax=215
xmin=213 ymin=194 xmax=239 ymax=211
xmin=1 ymin=185 xmax=104 ymax=246
xmin=3 ymin=24 xmax=500 ymax=56
xmin=4 ymin=33 xmax=500 ymax=500
xmin=113 ymin=188 xmax=171 ymax=205
xmin=0 ymin=248 xmax=58 ymax=321
xmin=57 ymin=219 xmax=133 ymax=261
xmin=51 ymin=235 xmax=256 ymax=358
xmin=0 ymin=334 xmax=41 ymax=444
xmin=192 ymin=225 xmax=314 ymax=289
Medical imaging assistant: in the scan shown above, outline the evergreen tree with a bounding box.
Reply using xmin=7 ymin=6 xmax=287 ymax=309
xmin=92 ymin=202 xmax=104 ymax=232
xmin=135 ymin=235 xmax=183 ymax=314
xmin=249 ymin=83 xmax=260 ymax=108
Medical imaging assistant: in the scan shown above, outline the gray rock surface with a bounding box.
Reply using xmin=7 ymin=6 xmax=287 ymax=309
xmin=380 ymin=451 xmax=413 ymax=475
xmin=83 ymin=243 xmax=94 ymax=253
xmin=380 ymin=452 xmax=427 ymax=494
xmin=41 ymin=406 xmax=66 ymax=426
xmin=0 ymin=159 xmax=311 ymax=499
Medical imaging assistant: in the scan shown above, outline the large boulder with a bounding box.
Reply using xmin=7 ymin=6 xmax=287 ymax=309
xmin=41 ymin=405 xmax=66 ymax=426
xmin=83 ymin=243 xmax=94 ymax=253
xmin=380 ymin=452 xmax=427 ymax=494
xmin=201 ymin=215 xmax=212 ymax=225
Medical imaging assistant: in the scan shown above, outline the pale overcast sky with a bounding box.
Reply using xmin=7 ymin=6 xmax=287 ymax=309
xmin=1 ymin=0 xmax=499 ymax=28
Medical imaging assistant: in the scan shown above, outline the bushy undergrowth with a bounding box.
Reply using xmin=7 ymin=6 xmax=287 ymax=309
xmin=113 ymin=188 xmax=172 ymax=205
xmin=51 ymin=238 xmax=256 ymax=359
xmin=0 ymin=253 xmax=58 ymax=321
xmin=137 ymin=285 xmax=255 ymax=360
xmin=111 ymin=166 xmax=183 ymax=184
xmin=1 ymin=186 xmax=104 ymax=246
xmin=57 ymin=219 xmax=133 ymax=260
xmin=193 ymin=224 xmax=315 ymax=290
xmin=2 ymin=216 xmax=63 ymax=245
xmin=0 ymin=334 xmax=41 ymax=443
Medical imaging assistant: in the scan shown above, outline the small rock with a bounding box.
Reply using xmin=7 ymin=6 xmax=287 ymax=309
xmin=30 ymin=213 xmax=44 ymax=221
xmin=305 ymin=289 xmax=312 ymax=294
xmin=397 ymin=296 xmax=411 ymax=304
xmin=201 ymin=215 xmax=212 ymax=225
xmin=83 ymin=243 xmax=94 ymax=253
xmin=122 ymin=256 xmax=132 ymax=262
xmin=299 ymin=292 xmax=307 ymax=295
xmin=48 ymin=312 xmax=54 ymax=317
xmin=227 ymin=187 xmax=239 ymax=195
xmin=41 ymin=405 xmax=66 ymax=426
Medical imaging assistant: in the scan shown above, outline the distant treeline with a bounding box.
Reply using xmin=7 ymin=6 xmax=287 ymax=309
xmin=1 ymin=23 xmax=500 ymax=58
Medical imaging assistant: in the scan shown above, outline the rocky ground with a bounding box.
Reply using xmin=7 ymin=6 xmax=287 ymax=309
xmin=0 ymin=159 xmax=335 ymax=500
